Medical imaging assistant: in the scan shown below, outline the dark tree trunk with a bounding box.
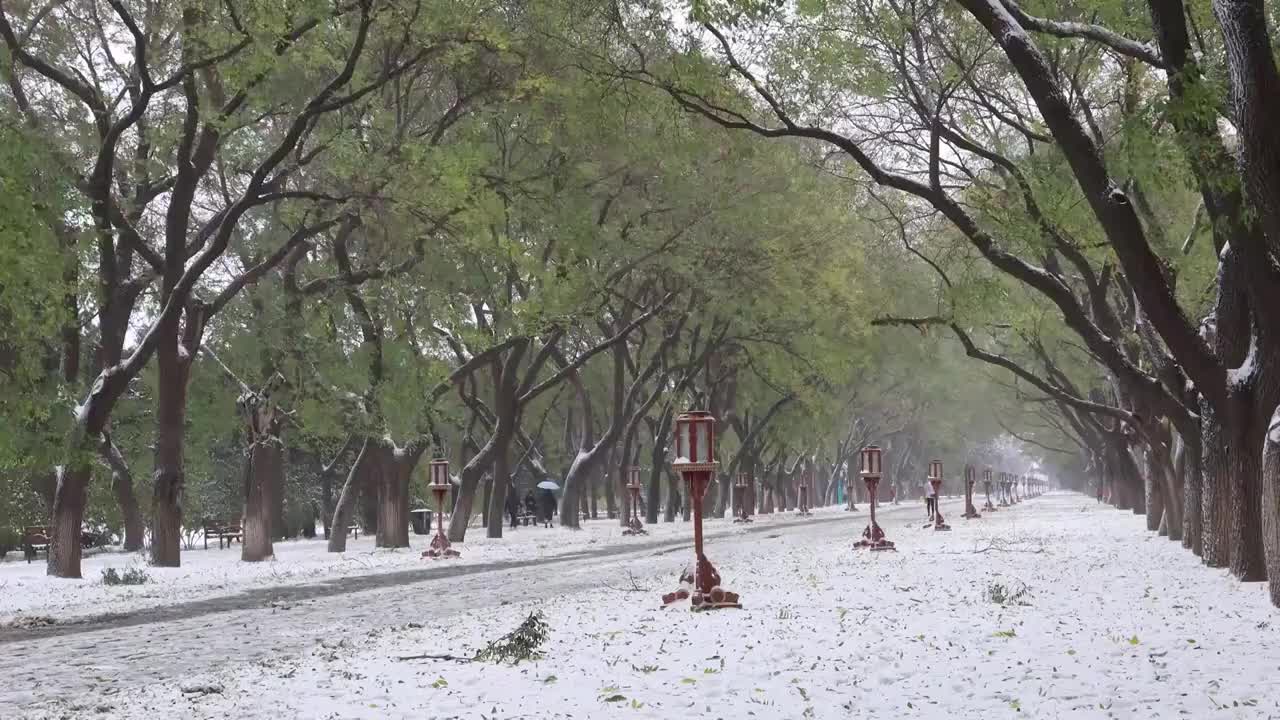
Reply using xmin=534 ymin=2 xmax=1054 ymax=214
xmin=152 ymin=346 xmax=192 ymax=568
xmin=1181 ymin=430 xmax=1204 ymax=556
xmin=1264 ymin=408 xmax=1280 ymax=604
xmin=101 ymin=435 xmax=144 ymax=552
xmin=374 ymin=444 xmax=412 ymax=549
xmin=1145 ymin=449 xmax=1165 ymax=533
xmin=328 ymin=439 xmax=371 ymax=553
xmin=1227 ymin=393 xmax=1267 ymax=581
xmin=646 ymin=460 xmax=663 ymax=524
xmin=47 ymin=463 xmax=91 ymax=578
xmin=242 ymin=439 xmax=278 ymax=562
xmin=1202 ymin=400 xmax=1232 ymax=567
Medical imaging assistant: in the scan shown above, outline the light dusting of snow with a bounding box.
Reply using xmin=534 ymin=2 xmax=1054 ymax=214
xmin=1269 ymin=408 xmax=1280 ymax=445
xmin=1228 ymin=332 xmax=1259 ymax=388
xmin=27 ymin=495 xmax=1280 ymax=719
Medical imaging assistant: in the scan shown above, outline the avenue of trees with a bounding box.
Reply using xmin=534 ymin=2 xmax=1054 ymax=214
xmin=1 ymin=0 xmax=1029 ymax=580
xmin=601 ymin=0 xmax=1280 ymax=602
xmin=8 ymin=0 xmax=1273 ymax=612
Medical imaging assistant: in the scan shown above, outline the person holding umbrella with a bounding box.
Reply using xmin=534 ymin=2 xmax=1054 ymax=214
xmin=536 ymin=480 xmax=559 ymax=527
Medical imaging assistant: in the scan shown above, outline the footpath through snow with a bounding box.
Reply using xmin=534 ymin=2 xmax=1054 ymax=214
xmin=0 ymin=504 xmax=845 ymax=626
xmin=14 ymin=494 xmax=1280 ymax=719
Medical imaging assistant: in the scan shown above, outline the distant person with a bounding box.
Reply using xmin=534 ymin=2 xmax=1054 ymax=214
xmin=506 ymin=486 xmax=520 ymax=529
xmin=924 ymin=480 xmax=936 ymax=520
xmin=523 ymin=490 xmax=537 ymax=517
xmin=538 ymin=487 xmax=557 ymax=528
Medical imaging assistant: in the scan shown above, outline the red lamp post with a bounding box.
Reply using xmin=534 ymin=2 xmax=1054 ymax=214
xmin=982 ymin=468 xmax=996 ymax=512
xmin=422 ymin=459 xmax=459 ymax=559
xmin=927 ymin=460 xmax=950 ymax=531
xmin=963 ymin=464 xmax=981 ymax=519
xmin=854 ymin=445 xmax=895 ymax=551
xmin=998 ymin=472 xmax=1010 ymax=507
xmin=733 ymin=473 xmax=753 ymax=524
xmin=662 ymin=410 xmax=741 ymax=610
xmin=623 ymin=466 xmax=646 ymax=536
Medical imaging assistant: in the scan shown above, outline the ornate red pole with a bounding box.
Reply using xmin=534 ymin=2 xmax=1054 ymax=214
xmin=963 ymin=464 xmax=981 ymax=519
xmin=422 ymin=459 xmax=459 ymax=559
xmin=624 ymin=466 xmax=646 ymax=536
xmin=854 ymin=445 xmax=895 ymax=551
xmin=927 ymin=460 xmax=951 ymax=531
xmin=982 ymin=468 xmax=997 ymax=512
xmin=998 ymin=472 xmax=1010 ymax=507
xmin=662 ymin=410 xmax=740 ymax=610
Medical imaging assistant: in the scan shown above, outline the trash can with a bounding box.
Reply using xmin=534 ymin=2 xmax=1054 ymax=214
xmin=410 ymin=509 xmax=432 ymax=535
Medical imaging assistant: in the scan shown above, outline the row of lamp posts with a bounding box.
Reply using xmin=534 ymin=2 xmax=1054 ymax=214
xmin=420 ymin=408 xmax=1047 ymax=614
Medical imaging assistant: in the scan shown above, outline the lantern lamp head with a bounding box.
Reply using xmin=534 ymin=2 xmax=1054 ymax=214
xmin=859 ymin=445 xmax=883 ymax=479
xmin=928 ymin=460 xmax=942 ymax=481
xmin=672 ymin=410 xmax=717 ymax=469
xmin=429 ymin=458 xmax=449 ymax=487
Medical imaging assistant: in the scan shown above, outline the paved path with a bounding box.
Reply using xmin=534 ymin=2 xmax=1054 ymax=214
xmin=0 ymin=498 xmax=960 ymax=712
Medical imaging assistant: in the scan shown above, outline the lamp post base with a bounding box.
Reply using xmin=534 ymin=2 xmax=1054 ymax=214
xmin=963 ymin=508 xmax=982 ymax=519
xmin=983 ymin=502 xmax=997 ymax=512
xmin=661 ymin=555 xmax=742 ymax=610
xmin=733 ymin=516 xmax=754 ymax=524
xmin=623 ymin=517 xmax=647 ymax=536
xmin=854 ymin=522 xmax=896 ymax=551
xmin=422 ymin=532 xmax=460 ymax=559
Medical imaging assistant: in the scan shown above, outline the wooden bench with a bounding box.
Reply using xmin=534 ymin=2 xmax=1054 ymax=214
xmin=203 ymin=519 xmax=243 ymax=550
xmin=22 ymin=526 xmax=51 ymax=563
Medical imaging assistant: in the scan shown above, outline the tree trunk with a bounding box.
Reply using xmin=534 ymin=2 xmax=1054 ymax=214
xmin=1263 ymin=406 xmax=1280 ymax=605
xmin=151 ymin=356 xmax=191 ymax=568
xmin=1227 ymin=394 xmax=1267 ymax=581
xmin=1145 ymin=449 xmax=1165 ymax=533
xmin=1202 ymin=399 xmax=1232 ymax=567
xmin=486 ymin=443 xmax=510 ymax=540
xmin=242 ymin=439 xmax=277 ymax=562
xmin=1181 ymin=430 xmax=1204 ymax=556
xmin=665 ymin=467 xmax=680 ymax=522
xmin=47 ymin=463 xmax=91 ymax=578
xmin=328 ymin=439 xmax=371 ymax=553
xmin=374 ymin=444 xmax=411 ymax=548
xmin=101 ymin=435 xmax=144 ymax=552
xmin=272 ymin=469 xmax=289 ymax=540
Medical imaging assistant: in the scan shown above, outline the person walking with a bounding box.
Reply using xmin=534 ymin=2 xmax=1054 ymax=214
xmin=506 ymin=484 xmax=520 ymax=529
xmin=924 ymin=480 xmax=936 ymax=520
xmin=537 ymin=487 xmax=557 ymax=528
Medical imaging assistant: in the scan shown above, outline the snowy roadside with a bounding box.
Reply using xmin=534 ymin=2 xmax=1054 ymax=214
xmin=1 ymin=501 xmax=870 ymax=626
xmin=31 ymin=494 xmax=1279 ymax=720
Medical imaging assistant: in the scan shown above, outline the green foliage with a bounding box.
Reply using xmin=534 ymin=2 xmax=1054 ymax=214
xmin=101 ymin=566 xmax=151 ymax=586
xmin=474 ymin=611 xmax=550 ymax=665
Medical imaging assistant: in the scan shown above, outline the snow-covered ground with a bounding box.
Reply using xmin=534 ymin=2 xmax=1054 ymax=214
xmin=14 ymin=493 xmax=1279 ymax=719
xmin=0 ymin=503 xmax=852 ymax=625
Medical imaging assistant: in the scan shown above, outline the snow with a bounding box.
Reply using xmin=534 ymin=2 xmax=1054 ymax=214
xmin=0 ymin=504 xmax=845 ymax=626
xmin=17 ymin=494 xmax=1280 ymax=719
xmin=1269 ymin=407 xmax=1280 ymax=445
xmin=1228 ymin=332 xmax=1258 ymax=389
